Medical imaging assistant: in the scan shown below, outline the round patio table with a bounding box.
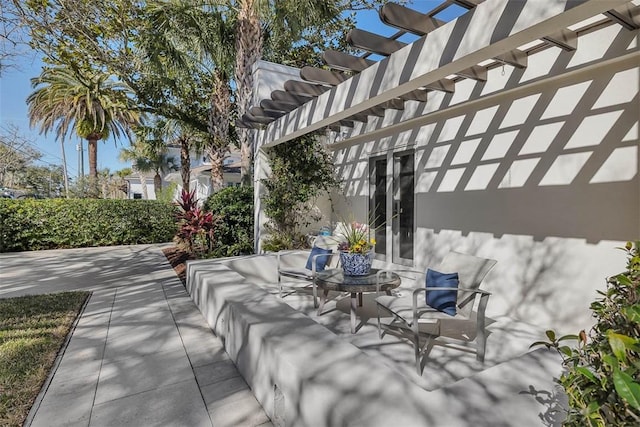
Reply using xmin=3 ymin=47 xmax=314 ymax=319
xmin=315 ymin=268 xmax=401 ymax=333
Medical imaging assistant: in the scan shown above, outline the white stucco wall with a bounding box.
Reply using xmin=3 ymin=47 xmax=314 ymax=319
xmin=329 ymin=24 xmax=639 ymax=332
xmin=252 ymin=60 xmax=304 ymax=253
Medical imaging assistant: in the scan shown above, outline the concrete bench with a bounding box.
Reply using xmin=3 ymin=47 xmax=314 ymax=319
xmin=186 ymin=255 xmax=565 ymax=427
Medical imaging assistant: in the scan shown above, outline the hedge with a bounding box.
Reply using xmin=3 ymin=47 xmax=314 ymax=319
xmin=0 ymin=199 xmax=178 ymax=252
xmin=204 ymin=186 xmax=254 ymax=257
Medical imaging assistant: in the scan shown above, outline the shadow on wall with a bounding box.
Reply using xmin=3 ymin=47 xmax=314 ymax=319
xmin=330 ymin=26 xmax=638 ymax=329
xmin=337 ymin=27 xmax=638 ymax=243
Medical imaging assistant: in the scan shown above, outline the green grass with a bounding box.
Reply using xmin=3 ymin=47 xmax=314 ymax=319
xmin=0 ymin=292 xmax=89 ymax=427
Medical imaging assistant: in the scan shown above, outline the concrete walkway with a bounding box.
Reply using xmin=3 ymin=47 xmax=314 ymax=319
xmin=0 ymin=244 xmax=272 ymax=427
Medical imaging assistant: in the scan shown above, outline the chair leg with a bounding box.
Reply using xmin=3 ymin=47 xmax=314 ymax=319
xmin=477 ymin=326 xmax=486 ymax=363
xmin=278 ymin=274 xmax=283 ymax=298
xmin=376 ymin=303 xmax=382 ymax=339
xmin=413 ymin=322 xmax=422 ymax=375
xmin=477 ymin=293 xmax=489 ymax=362
xmin=414 ymin=333 xmax=422 ymax=375
xmin=312 ymin=277 xmax=318 ymax=308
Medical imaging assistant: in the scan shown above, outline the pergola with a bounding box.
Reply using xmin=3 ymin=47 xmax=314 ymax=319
xmin=240 ymin=0 xmax=639 ymax=148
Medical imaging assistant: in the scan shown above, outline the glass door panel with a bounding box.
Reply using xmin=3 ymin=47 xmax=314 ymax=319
xmin=369 ymin=157 xmax=387 ymax=257
xmin=392 ymin=151 xmax=414 ymax=264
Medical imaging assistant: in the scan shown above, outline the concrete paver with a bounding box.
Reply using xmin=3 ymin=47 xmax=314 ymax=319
xmin=94 ymin=349 xmax=194 ymax=404
xmin=0 ymin=244 xmax=270 ymax=427
xmin=90 ymin=380 xmax=211 ymax=427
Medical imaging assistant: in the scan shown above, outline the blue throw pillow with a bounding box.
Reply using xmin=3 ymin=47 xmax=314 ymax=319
xmin=425 ymin=268 xmax=459 ymax=316
xmin=305 ymin=246 xmax=332 ymax=272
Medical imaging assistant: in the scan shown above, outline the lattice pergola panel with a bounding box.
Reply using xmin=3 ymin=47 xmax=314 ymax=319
xmin=240 ymin=0 xmax=640 ymax=132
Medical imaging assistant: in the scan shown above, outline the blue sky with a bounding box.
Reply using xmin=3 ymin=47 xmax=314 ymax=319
xmin=0 ymin=1 xmax=456 ymax=179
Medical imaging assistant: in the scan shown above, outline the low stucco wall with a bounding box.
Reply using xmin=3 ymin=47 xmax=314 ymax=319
xmin=186 ymin=255 xmax=565 ymax=426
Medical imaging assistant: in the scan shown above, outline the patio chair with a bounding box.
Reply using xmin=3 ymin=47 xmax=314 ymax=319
xmin=375 ymin=251 xmax=497 ymax=374
xmin=276 ymin=235 xmax=338 ymax=308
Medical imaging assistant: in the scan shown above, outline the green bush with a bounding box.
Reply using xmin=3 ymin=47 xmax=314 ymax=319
xmin=0 ymin=198 xmax=177 ymax=252
xmin=261 ymin=133 xmax=340 ymax=251
xmin=532 ymin=241 xmax=640 ymax=426
xmin=204 ymin=186 xmax=254 ymax=257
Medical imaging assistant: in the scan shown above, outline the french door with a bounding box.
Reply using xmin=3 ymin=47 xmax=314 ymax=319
xmin=369 ymin=150 xmax=414 ymax=265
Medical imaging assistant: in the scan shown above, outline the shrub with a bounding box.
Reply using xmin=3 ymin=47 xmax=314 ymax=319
xmin=260 ymin=228 xmax=307 ymax=253
xmin=155 ymin=182 xmax=178 ymax=203
xmin=261 ymin=132 xmax=340 ymax=250
xmin=204 ymin=186 xmax=254 ymax=257
xmin=0 ymin=198 xmax=177 ymax=252
xmin=174 ymin=189 xmax=215 ymax=256
xmin=532 ymin=241 xmax=640 ymax=426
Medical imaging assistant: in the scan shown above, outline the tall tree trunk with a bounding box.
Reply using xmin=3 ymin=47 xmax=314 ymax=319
xmin=86 ymin=134 xmax=100 ymax=197
xmin=235 ymin=0 xmax=262 ymax=186
xmin=208 ymin=70 xmax=230 ymax=193
xmin=208 ymin=148 xmax=225 ymax=192
xmin=179 ymin=136 xmax=190 ymax=193
xmin=87 ymin=135 xmax=99 ymax=178
xmin=154 ymin=171 xmax=162 ymax=196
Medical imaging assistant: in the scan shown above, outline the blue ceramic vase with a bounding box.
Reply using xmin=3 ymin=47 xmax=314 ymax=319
xmin=339 ymin=251 xmax=374 ymax=276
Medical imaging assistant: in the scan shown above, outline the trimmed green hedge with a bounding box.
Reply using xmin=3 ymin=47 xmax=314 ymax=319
xmin=204 ymin=186 xmax=254 ymax=257
xmin=0 ymin=199 xmax=178 ymax=252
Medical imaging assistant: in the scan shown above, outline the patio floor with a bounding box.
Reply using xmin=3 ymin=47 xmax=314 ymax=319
xmin=257 ymin=281 xmax=551 ymax=392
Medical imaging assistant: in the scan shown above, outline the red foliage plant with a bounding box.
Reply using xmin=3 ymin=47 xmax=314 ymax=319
xmin=174 ymin=189 xmax=216 ymax=255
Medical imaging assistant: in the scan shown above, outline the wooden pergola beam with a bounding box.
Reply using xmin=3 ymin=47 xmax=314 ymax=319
xmin=283 ymin=80 xmax=331 ymax=97
xmin=361 ymin=106 xmax=385 ymax=117
xmin=260 ymin=99 xmax=298 ymax=113
xmin=380 ymin=98 xmax=405 ymax=110
xmin=456 ymin=65 xmax=488 ymax=81
xmin=271 ymin=90 xmax=312 ymax=106
xmin=451 ymin=0 xmax=485 ymax=9
xmin=604 ymin=3 xmax=640 ymax=30
xmin=323 ymin=50 xmax=375 ymax=73
xmin=242 ymin=112 xmax=273 ymax=125
xmin=348 ymin=113 xmax=369 ymax=123
xmin=543 ymin=28 xmax=578 ymax=51
xmin=249 ymin=107 xmax=282 ymax=119
xmin=379 ymin=3 xmax=445 ymax=36
xmin=425 ymin=78 xmax=455 ymax=93
xmin=260 ymin=0 xmax=632 ymax=148
xmin=328 ymin=119 xmax=356 ymax=131
xmin=346 ymin=28 xmax=407 ymax=56
xmin=300 ymin=66 xmax=349 ymax=86
xmin=494 ymin=49 xmax=528 ymax=69
xmin=400 ymin=89 xmax=429 ymax=102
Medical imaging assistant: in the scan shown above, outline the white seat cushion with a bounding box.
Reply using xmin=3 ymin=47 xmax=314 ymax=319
xmin=279 ymin=267 xmax=314 ymax=280
xmin=376 ymin=294 xmax=466 ymax=326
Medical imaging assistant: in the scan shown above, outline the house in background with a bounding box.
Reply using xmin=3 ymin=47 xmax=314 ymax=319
xmin=164 ymin=147 xmax=242 ymax=202
xmin=248 ymin=0 xmax=640 ymax=333
xmin=123 ymin=172 xmax=158 ymax=199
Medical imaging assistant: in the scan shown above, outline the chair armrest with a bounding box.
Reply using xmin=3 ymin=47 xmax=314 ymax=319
xmin=377 ymin=268 xmax=423 ymax=276
xmin=411 ymin=287 xmax=492 ymax=319
xmin=276 ymin=249 xmax=310 ymax=271
xmin=375 ymin=269 xmax=416 ymax=294
xmin=376 ymin=268 xmax=424 ymax=294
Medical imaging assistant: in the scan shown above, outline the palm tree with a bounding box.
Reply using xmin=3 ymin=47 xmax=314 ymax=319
xmin=27 ymin=65 xmax=141 ymax=191
xmin=233 ymin=0 xmax=342 ymax=185
xmin=161 ymin=119 xmax=207 ymax=194
xmin=145 ymin=2 xmax=235 ymax=193
xmin=120 ymin=126 xmax=178 ymax=198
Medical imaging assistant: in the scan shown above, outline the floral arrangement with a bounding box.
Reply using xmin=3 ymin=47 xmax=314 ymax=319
xmin=337 ymin=221 xmax=376 ymax=254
